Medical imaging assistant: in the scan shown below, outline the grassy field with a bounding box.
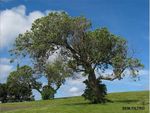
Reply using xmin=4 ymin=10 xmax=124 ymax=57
xmin=0 ymin=91 xmax=149 ymax=113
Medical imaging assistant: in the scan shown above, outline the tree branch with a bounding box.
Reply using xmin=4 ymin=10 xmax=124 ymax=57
xmin=98 ymin=67 xmax=126 ymax=81
xmin=75 ymin=68 xmax=85 ymax=72
xmin=98 ymin=75 xmax=121 ymax=81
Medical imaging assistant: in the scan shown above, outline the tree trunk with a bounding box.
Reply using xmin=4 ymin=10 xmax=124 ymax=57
xmin=82 ymin=68 xmax=107 ymax=103
xmin=88 ymin=70 xmax=97 ymax=87
xmin=89 ymin=70 xmax=101 ymax=101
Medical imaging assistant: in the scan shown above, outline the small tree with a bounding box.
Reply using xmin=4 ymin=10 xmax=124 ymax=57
xmin=6 ymin=65 xmax=39 ymax=102
xmin=10 ymin=12 xmax=143 ymax=103
xmin=41 ymin=56 xmax=72 ymax=99
xmin=41 ymin=85 xmax=55 ymax=100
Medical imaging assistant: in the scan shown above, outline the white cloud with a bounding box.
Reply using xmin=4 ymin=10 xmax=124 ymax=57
xmin=69 ymin=87 xmax=79 ymax=92
xmin=1 ymin=5 xmax=29 ymax=48
xmin=0 ymin=5 xmax=62 ymax=49
xmin=69 ymin=87 xmax=83 ymax=96
xmin=0 ymin=58 xmax=10 ymax=64
xmin=0 ymin=64 xmax=13 ymax=83
xmin=0 ymin=58 xmax=14 ymax=83
xmin=55 ymin=74 xmax=86 ymax=98
xmin=28 ymin=11 xmax=44 ymax=23
xmin=67 ymin=74 xmax=87 ymax=85
xmin=138 ymin=69 xmax=149 ymax=76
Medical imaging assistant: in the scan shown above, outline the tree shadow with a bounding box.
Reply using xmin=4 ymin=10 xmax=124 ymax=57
xmin=64 ymin=101 xmax=113 ymax=106
xmin=63 ymin=99 xmax=140 ymax=106
xmin=115 ymin=99 xmax=139 ymax=103
xmin=64 ymin=102 xmax=91 ymax=106
xmin=55 ymin=97 xmax=70 ymax=100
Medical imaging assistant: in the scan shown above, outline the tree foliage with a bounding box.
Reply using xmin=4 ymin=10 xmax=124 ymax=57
xmin=6 ymin=65 xmax=38 ymax=102
xmin=0 ymin=83 xmax=8 ymax=103
xmin=41 ymin=85 xmax=55 ymax=100
xmin=39 ymin=56 xmax=72 ymax=99
xmin=10 ymin=12 xmax=144 ymax=103
xmin=45 ymin=56 xmax=72 ymax=90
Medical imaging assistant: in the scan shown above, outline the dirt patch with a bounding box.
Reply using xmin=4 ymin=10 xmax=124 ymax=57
xmin=0 ymin=104 xmax=33 ymax=112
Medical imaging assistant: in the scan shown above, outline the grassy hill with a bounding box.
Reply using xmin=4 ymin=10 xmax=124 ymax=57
xmin=0 ymin=91 xmax=149 ymax=113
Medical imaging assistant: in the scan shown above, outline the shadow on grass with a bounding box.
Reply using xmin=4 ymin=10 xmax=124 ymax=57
xmin=64 ymin=102 xmax=91 ymax=106
xmin=114 ymin=99 xmax=139 ymax=103
xmin=63 ymin=99 xmax=140 ymax=106
xmin=64 ymin=100 xmax=113 ymax=106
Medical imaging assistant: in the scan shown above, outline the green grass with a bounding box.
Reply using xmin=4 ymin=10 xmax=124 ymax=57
xmin=0 ymin=91 xmax=149 ymax=113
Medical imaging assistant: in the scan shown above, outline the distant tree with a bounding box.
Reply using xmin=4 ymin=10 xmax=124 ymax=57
xmin=45 ymin=57 xmax=71 ymax=91
xmin=6 ymin=65 xmax=40 ymax=102
xmin=40 ymin=56 xmax=72 ymax=100
xmin=10 ymin=12 xmax=143 ymax=103
xmin=0 ymin=83 xmax=8 ymax=103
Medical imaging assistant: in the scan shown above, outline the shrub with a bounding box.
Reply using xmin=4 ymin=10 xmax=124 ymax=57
xmin=82 ymin=79 xmax=107 ymax=104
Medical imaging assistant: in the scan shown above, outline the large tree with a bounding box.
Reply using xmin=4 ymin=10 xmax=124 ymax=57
xmin=10 ymin=12 xmax=143 ymax=103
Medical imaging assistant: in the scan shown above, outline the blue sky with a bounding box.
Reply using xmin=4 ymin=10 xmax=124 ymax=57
xmin=0 ymin=0 xmax=149 ymax=100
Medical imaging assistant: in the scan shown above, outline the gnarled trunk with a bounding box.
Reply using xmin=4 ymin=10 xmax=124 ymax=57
xmin=82 ymin=68 xmax=107 ymax=103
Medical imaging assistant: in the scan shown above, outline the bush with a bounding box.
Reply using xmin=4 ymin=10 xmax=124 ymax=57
xmin=41 ymin=85 xmax=55 ymax=100
xmin=82 ymin=79 xmax=107 ymax=104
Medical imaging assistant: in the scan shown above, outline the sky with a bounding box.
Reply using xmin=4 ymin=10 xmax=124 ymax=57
xmin=0 ymin=0 xmax=149 ymax=100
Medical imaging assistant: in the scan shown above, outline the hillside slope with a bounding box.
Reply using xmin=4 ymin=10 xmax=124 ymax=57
xmin=0 ymin=91 xmax=149 ymax=113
